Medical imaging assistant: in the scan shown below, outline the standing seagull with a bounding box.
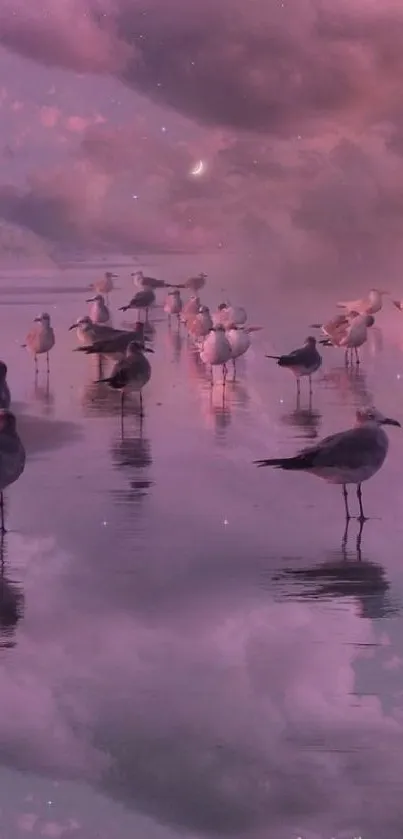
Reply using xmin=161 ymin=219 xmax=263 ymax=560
xmin=120 ymin=288 xmax=156 ymax=322
xmin=178 ymin=272 xmax=207 ymax=292
xmin=187 ymin=305 xmax=213 ymax=343
xmin=164 ymin=289 xmax=183 ymax=326
xmin=69 ymin=316 xmax=123 ymax=347
xmin=23 ymin=313 xmax=55 ymax=374
xmin=180 ymin=295 xmax=201 ymax=326
xmin=74 ymin=323 xmax=147 ymax=358
xmin=0 ymin=364 xmax=10 ymax=410
xmin=266 ymin=336 xmax=322 ymax=396
xmin=89 ymin=271 xmax=117 ymax=301
xmin=96 ymin=340 xmax=153 ymax=418
xmin=213 ymin=302 xmax=247 ymax=328
xmin=200 ymin=325 xmax=232 ymax=384
xmin=86 ymin=293 xmax=110 ymax=325
xmin=226 ymin=325 xmax=262 ymax=379
xmin=337 ymin=288 xmax=388 ymax=316
xmin=319 ymin=313 xmax=375 ymax=365
xmin=254 ymin=406 xmax=400 ymax=521
xmin=0 ymin=410 xmax=26 ymax=532
xmin=131 ymin=270 xmax=180 ymax=290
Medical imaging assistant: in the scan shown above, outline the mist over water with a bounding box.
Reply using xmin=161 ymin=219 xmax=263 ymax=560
xmin=0 ymin=264 xmax=403 ymax=838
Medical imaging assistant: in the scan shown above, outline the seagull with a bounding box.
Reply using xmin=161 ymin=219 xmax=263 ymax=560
xmin=89 ymin=271 xmax=117 ymax=300
xmin=86 ymin=293 xmax=110 ymax=325
xmin=119 ymin=288 xmax=156 ymax=321
xmin=74 ymin=323 xmax=147 ymax=357
xmin=131 ymin=270 xmax=180 ymax=290
xmin=200 ymin=324 xmax=232 ymax=383
xmin=254 ymin=406 xmax=400 ymax=521
xmin=0 ymin=410 xmax=26 ymax=533
xmin=68 ymin=316 xmax=123 ymax=346
xmin=96 ymin=340 xmax=153 ymax=417
xmin=337 ymin=289 xmax=388 ymax=316
xmin=225 ymin=325 xmax=262 ymax=378
xmin=164 ymin=290 xmax=183 ymax=325
xmin=180 ymin=295 xmax=201 ymax=325
xmin=213 ymin=302 xmax=247 ymax=328
xmin=392 ymin=299 xmax=403 ymax=313
xmin=319 ymin=313 xmax=375 ymax=365
xmin=0 ymin=363 xmax=11 ymax=410
xmin=266 ymin=336 xmax=322 ymax=396
xmin=22 ymin=313 xmax=55 ymax=373
xmin=181 ymin=272 xmax=207 ymax=292
xmin=187 ymin=305 xmax=213 ymax=342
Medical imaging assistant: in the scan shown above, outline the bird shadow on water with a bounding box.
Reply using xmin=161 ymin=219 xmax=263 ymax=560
xmin=17 ymin=413 xmax=82 ymax=456
xmin=0 ymin=532 xmax=24 ymax=649
xmin=273 ymin=519 xmax=399 ymax=619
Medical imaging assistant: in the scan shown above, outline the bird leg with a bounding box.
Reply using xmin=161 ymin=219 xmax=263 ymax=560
xmin=356 ymin=483 xmax=367 ymax=522
xmin=308 ymin=375 xmax=313 ymax=396
xmin=120 ymin=389 xmax=125 ymax=421
xmin=139 ymin=390 xmax=144 ymax=418
xmin=0 ymin=492 xmax=6 ymax=534
xmin=296 ymin=379 xmax=301 ymax=398
xmin=354 ymin=347 xmax=360 ymax=365
xmin=342 ymin=484 xmax=351 ymax=520
xmin=168 ymin=315 xmax=171 ymax=329
xmin=344 ymin=348 xmax=349 ymax=367
xmin=46 ymin=352 xmax=50 ymax=374
xmin=34 ymin=355 xmax=38 ymax=374
xmin=232 ymin=358 xmax=237 ymax=381
xmin=222 ymin=363 xmax=227 ymax=386
xmin=145 ymin=307 xmax=149 ymax=323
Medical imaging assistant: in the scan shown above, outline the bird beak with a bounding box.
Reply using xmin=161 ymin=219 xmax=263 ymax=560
xmin=86 ymin=297 xmax=95 ymax=302
xmin=382 ymin=417 xmax=401 ymax=427
xmin=246 ymin=326 xmax=263 ymax=333
xmin=34 ymin=317 xmax=41 ymax=322
xmin=68 ymin=324 xmax=77 ymax=331
xmin=143 ymin=346 xmax=154 ymax=353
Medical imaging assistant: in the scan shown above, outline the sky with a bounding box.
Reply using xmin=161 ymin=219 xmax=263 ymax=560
xmin=1 ymin=0 xmax=403 ymax=283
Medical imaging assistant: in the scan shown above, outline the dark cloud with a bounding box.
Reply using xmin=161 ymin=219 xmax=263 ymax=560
xmin=1 ymin=1 xmax=403 ymax=135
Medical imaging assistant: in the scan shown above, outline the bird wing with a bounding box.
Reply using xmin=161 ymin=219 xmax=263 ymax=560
xmin=295 ymin=426 xmax=381 ymax=471
xmin=279 ymin=345 xmax=313 ymax=366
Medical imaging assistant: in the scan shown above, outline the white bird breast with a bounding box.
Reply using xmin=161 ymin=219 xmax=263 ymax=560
xmin=227 ymin=329 xmax=250 ymax=358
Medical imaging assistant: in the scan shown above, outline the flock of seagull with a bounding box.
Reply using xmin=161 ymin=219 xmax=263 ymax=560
xmin=0 ymin=274 xmax=401 ymax=534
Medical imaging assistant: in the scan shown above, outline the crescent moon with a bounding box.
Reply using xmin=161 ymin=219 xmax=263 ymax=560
xmin=190 ymin=160 xmax=204 ymax=176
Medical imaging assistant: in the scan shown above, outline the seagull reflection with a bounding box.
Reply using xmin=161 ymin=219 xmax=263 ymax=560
xmin=321 ymin=365 xmax=373 ymax=408
xmin=31 ymin=371 xmax=54 ymax=417
xmin=80 ymin=377 xmax=123 ymax=419
xmin=165 ymin=327 xmax=183 ymax=364
xmin=280 ymin=394 xmax=321 ymax=440
xmin=276 ymin=520 xmax=397 ymax=619
xmin=0 ymin=533 xmax=24 ymax=648
xmin=110 ymin=420 xmax=153 ymax=505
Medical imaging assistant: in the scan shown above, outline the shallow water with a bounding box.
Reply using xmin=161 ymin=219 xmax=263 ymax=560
xmin=1 ymin=268 xmax=403 ymax=838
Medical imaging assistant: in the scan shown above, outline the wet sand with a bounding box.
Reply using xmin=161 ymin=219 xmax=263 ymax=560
xmin=1 ymin=268 xmax=403 ymax=838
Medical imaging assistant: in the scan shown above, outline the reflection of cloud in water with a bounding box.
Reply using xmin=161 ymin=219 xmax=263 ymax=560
xmin=17 ymin=414 xmax=82 ymax=455
xmin=274 ymin=520 xmax=399 ymax=620
xmin=0 ymin=529 xmax=402 ymax=838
